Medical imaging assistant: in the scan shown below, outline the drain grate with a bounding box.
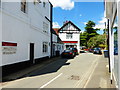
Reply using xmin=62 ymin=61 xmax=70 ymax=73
xmin=68 ymin=75 xmax=80 ymax=80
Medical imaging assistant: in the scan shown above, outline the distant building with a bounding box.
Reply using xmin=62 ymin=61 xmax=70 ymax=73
xmin=58 ymin=21 xmax=81 ymax=52
xmin=105 ymin=0 xmax=120 ymax=89
xmin=52 ymin=29 xmax=64 ymax=57
xmin=0 ymin=0 xmax=52 ymax=66
xmin=53 ymin=28 xmax=59 ymax=35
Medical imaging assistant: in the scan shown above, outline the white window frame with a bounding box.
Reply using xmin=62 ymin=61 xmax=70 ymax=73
xmin=21 ymin=0 xmax=27 ymax=13
xmin=33 ymin=0 xmax=41 ymax=5
xmin=43 ymin=42 xmax=48 ymax=53
xmin=43 ymin=22 xmax=48 ymax=33
xmin=66 ymin=33 xmax=73 ymax=39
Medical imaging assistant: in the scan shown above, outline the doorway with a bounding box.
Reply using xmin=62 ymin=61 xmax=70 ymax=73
xmin=30 ymin=43 xmax=34 ymax=64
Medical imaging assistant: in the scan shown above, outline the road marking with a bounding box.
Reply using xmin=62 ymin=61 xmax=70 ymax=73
xmin=39 ymin=73 xmax=63 ymax=88
xmin=83 ymin=59 xmax=99 ymax=88
xmin=74 ymin=56 xmax=100 ymax=88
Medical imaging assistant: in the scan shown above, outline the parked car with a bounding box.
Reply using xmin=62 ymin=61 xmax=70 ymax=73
xmin=61 ymin=50 xmax=75 ymax=58
xmin=93 ymin=48 xmax=102 ymax=54
xmin=69 ymin=48 xmax=78 ymax=55
xmin=80 ymin=50 xmax=86 ymax=53
xmin=114 ymin=47 xmax=118 ymax=55
xmin=89 ymin=48 xmax=94 ymax=53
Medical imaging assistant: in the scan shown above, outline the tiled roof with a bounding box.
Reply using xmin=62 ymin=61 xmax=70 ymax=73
xmin=53 ymin=28 xmax=60 ymax=35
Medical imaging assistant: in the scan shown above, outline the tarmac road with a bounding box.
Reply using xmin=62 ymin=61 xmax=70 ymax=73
xmin=1 ymin=53 xmax=111 ymax=89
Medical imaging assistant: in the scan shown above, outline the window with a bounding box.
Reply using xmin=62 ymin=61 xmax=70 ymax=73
xmin=43 ymin=2 xmax=46 ymax=7
xmin=21 ymin=0 xmax=27 ymax=13
xmin=43 ymin=22 xmax=48 ymax=33
xmin=33 ymin=0 xmax=41 ymax=5
xmin=43 ymin=42 xmax=48 ymax=53
xmin=66 ymin=33 xmax=73 ymax=39
xmin=0 ymin=0 xmax=1 ymax=7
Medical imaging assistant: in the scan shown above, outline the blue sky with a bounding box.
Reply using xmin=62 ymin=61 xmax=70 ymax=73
xmin=50 ymin=1 xmax=106 ymax=34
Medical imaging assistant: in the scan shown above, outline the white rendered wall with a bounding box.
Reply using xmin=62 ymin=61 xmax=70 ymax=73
xmin=0 ymin=7 xmax=2 ymax=67
xmin=118 ymin=1 xmax=120 ymax=89
xmin=59 ymin=33 xmax=80 ymax=41
xmin=52 ymin=34 xmax=57 ymax=43
xmin=1 ymin=2 xmax=51 ymax=66
xmin=59 ymin=32 xmax=80 ymax=52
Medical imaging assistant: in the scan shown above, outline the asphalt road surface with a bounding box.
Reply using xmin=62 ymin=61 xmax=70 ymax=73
xmin=2 ymin=53 xmax=102 ymax=88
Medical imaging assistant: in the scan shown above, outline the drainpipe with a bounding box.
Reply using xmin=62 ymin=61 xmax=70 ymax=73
xmin=107 ymin=19 xmax=111 ymax=73
xmin=50 ymin=2 xmax=53 ymax=58
xmin=108 ymin=18 xmax=113 ymax=84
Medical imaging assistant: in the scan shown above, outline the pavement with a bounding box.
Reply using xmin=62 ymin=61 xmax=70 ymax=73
xmin=84 ymin=54 xmax=116 ymax=88
xmin=1 ymin=53 xmax=116 ymax=89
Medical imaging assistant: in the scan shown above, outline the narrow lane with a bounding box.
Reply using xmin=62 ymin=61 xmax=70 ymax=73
xmin=2 ymin=53 xmax=101 ymax=88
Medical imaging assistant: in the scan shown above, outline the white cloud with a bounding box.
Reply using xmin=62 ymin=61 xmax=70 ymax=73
xmin=94 ymin=14 xmax=107 ymax=30
xmin=83 ymin=22 xmax=87 ymax=25
xmin=53 ymin=22 xmax=60 ymax=28
xmin=94 ymin=11 xmax=108 ymax=30
xmin=98 ymin=17 xmax=107 ymax=24
xmin=94 ymin=24 xmax=105 ymax=29
xmin=79 ymin=14 xmax=82 ymax=17
xmin=49 ymin=0 xmax=75 ymax=10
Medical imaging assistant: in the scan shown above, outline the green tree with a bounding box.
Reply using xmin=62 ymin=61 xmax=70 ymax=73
xmin=85 ymin=20 xmax=100 ymax=39
xmin=80 ymin=32 xmax=88 ymax=46
xmin=87 ymin=34 xmax=106 ymax=48
xmin=80 ymin=20 xmax=100 ymax=47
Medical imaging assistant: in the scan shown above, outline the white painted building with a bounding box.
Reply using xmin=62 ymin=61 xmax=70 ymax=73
xmin=58 ymin=21 xmax=81 ymax=52
xmin=105 ymin=0 xmax=120 ymax=89
xmin=52 ymin=29 xmax=64 ymax=57
xmin=0 ymin=0 xmax=52 ymax=66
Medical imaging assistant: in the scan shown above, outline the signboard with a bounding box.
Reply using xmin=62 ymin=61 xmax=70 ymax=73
xmin=62 ymin=41 xmax=78 ymax=43
xmin=2 ymin=42 xmax=17 ymax=54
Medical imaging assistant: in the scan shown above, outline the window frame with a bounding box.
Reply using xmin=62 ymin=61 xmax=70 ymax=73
xmin=43 ymin=2 xmax=46 ymax=7
xmin=43 ymin=22 xmax=49 ymax=33
xmin=33 ymin=0 xmax=41 ymax=5
xmin=66 ymin=33 xmax=73 ymax=39
xmin=43 ymin=42 xmax=48 ymax=53
xmin=21 ymin=0 xmax=27 ymax=13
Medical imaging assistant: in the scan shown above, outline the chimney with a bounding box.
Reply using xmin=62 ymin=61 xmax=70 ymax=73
xmin=63 ymin=20 xmax=69 ymax=25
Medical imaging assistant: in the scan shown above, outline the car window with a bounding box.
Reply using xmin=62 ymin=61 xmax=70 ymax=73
xmin=64 ymin=50 xmax=71 ymax=52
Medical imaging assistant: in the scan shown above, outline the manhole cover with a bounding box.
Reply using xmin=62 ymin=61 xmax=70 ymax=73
xmin=68 ymin=75 xmax=80 ymax=80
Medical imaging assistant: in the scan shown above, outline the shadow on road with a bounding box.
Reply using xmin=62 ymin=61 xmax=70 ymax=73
xmin=23 ymin=58 xmax=71 ymax=77
xmin=2 ymin=57 xmax=73 ymax=82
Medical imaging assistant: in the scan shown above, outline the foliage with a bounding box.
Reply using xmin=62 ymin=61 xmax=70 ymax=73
xmin=80 ymin=32 xmax=88 ymax=46
xmin=87 ymin=34 xmax=106 ymax=48
xmin=80 ymin=20 xmax=100 ymax=47
xmin=84 ymin=20 xmax=100 ymax=35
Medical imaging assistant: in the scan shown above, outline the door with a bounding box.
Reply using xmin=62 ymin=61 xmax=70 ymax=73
xmin=30 ymin=43 xmax=34 ymax=64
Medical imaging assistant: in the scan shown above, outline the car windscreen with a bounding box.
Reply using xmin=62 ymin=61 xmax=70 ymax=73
xmin=94 ymin=48 xmax=100 ymax=50
xmin=64 ymin=50 xmax=71 ymax=52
